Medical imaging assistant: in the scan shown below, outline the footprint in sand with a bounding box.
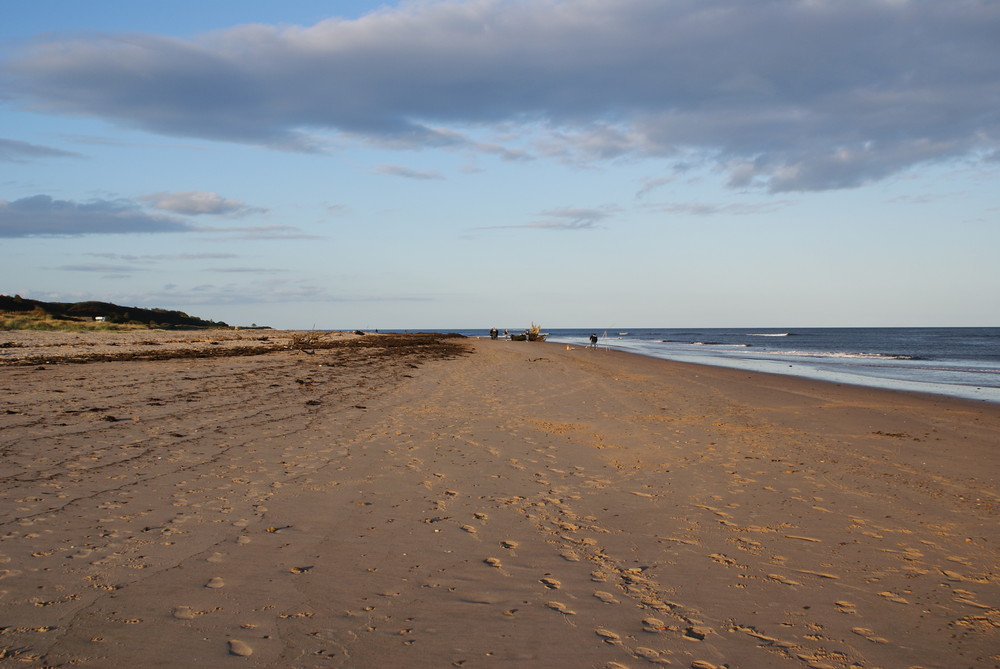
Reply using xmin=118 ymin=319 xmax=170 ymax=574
xmin=784 ymin=534 xmax=822 ymax=543
xmin=877 ymin=590 xmax=910 ymax=604
xmin=683 ymin=626 xmax=712 ymax=641
xmin=709 ymin=553 xmax=739 ymax=567
xmin=642 ymin=617 xmax=670 ymax=633
xmin=539 ymin=577 xmax=561 ymax=590
xmin=793 ymin=569 xmax=839 ymax=580
xmin=473 ymin=512 xmax=489 ymax=520
xmin=595 ymin=628 xmax=622 ymax=645
xmin=851 ymin=627 xmax=889 ymax=643
xmin=633 ymin=647 xmax=669 ymax=664
xmin=739 ymin=627 xmax=779 ymax=644
xmin=205 ymin=577 xmax=225 ymax=589
xmin=835 ymin=601 xmax=857 ymax=614
xmin=500 ymin=540 xmax=519 ymax=549
xmin=483 ymin=557 xmax=502 ymax=568
xmin=767 ymin=573 xmax=801 ymax=586
xmin=172 ymin=606 xmax=196 ymax=620
xmin=460 ymin=525 xmax=478 ymax=534
xmin=559 ymin=549 xmax=582 ymax=562
xmin=593 ymin=591 xmax=620 ymax=604
xmin=545 ymin=601 xmax=576 ymax=615
xmin=228 ymin=639 xmax=253 ymax=656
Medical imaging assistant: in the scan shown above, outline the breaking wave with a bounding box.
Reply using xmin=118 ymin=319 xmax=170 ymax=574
xmin=759 ymin=350 xmax=922 ymax=361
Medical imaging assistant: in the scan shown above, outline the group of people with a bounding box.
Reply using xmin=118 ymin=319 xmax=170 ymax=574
xmin=487 ymin=327 xmax=600 ymax=348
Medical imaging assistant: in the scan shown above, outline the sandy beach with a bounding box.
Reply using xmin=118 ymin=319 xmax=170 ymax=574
xmin=1 ymin=331 xmax=997 ymax=668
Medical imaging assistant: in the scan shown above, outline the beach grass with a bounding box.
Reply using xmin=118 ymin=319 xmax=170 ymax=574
xmin=0 ymin=315 xmax=149 ymax=332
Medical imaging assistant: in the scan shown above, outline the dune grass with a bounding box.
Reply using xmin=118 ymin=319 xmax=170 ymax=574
xmin=0 ymin=315 xmax=153 ymax=332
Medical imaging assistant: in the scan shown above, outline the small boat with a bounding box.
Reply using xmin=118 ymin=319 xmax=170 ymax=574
xmin=517 ymin=322 xmax=546 ymax=341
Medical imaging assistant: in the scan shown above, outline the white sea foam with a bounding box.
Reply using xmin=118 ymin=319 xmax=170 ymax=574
xmin=752 ymin=349 xmax=918 ymax=360
xmin=541 ymin=327 xmax=1000 ymax=403
xmin=693 ymin=342 xmax=749 ymax=347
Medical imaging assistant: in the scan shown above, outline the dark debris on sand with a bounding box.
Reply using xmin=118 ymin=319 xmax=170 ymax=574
xmin=2 ymin=333 xmax=469 ymax=367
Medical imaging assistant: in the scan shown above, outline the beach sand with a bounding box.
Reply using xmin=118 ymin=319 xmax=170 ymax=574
xmin=1 ymin=331 xmax=997 ymax=668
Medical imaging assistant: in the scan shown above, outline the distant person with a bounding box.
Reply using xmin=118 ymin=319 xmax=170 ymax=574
xmin=589 ymin=333 xmax=598 ymax=348
xmin=490 ymin=327 xmax=498 ymax=340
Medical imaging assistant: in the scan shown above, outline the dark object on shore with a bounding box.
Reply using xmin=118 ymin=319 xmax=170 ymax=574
xmin=2 ymin=332 xmax=469 ymax=367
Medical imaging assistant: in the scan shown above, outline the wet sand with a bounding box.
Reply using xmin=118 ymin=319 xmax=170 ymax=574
xmin=1 ymin=332 xmax=998 ymax=668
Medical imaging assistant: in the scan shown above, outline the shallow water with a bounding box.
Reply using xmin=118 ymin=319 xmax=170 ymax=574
xmin=477 ymin=327 xmax=1000 ymax=403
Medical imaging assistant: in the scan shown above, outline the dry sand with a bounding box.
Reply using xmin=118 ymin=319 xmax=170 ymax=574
xmin=1 ymin=331 xmax=997 ymax=668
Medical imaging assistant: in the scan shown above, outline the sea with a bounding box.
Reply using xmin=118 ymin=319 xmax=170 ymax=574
xmin=451 ymin=327 xmax=1000 ymax=404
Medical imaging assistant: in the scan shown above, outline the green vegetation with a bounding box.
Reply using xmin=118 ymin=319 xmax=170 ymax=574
xmin=0 ymin=294 xmax=229 ymax=331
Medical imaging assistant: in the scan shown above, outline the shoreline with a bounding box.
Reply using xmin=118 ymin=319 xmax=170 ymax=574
xmin=550 ymin=338 xmax=1000 ymax=408
xmin=1 ymin=332 xmax=997 ymax=667
xmin=540 ymin=333 xmax=1000 ymax=405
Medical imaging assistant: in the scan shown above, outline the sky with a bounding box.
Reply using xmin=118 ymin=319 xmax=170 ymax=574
xmin=2 ymin=0 xmax=998 ymax=329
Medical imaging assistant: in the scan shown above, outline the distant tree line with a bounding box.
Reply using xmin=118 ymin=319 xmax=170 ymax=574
xmin=0 ymin=294 xmax=228 ymax=329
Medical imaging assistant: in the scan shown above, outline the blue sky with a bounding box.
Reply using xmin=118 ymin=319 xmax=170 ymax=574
xmin=2 ymin=0 xmax=998 ymax=329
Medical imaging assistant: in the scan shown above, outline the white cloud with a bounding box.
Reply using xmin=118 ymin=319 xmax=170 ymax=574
xmin=85 ymin=252 xmax=241 ymax=260
xmin=0 ymin=194 xmax=193 ymax=237
xmin=203 ymin=224 xmax=323 ymax=240
xmin=0 ymin=138 xmax=82 ymax=162
xmin=53 ymin=263 xmax=146 ymax=273
xmin=375 ymin=164 xmax=445 ymax=180
xmin=635 ymin=176 xmax=675 ymax=200
xmin=647 ymin=201 xmax=792 ymax=217
xmin=206 ymin=267 xmax=288 ymax=273
xmin=477 ymin=206 xmax=614 ymax=231
xmin=5 ymin=0 xmax=998 ymax=191
xmin=139 ymin=190 xmax=266 ymax=216
xmin=88 ymin=281 xmax=434 ymax=307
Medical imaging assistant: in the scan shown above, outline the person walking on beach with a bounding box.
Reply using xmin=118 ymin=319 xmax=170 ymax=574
xmin=589 ymin=333 xmax=598 ymax=348
xmin=490 ymin=327 xmax=499 ymax=340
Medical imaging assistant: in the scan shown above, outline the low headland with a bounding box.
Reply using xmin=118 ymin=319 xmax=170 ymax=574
xmin=0 ymin=294 xmax=231 ymax=331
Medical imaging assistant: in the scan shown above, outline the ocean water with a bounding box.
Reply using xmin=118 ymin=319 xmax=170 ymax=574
xmin=464 ymin=327 xmax=1000 ymax=403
